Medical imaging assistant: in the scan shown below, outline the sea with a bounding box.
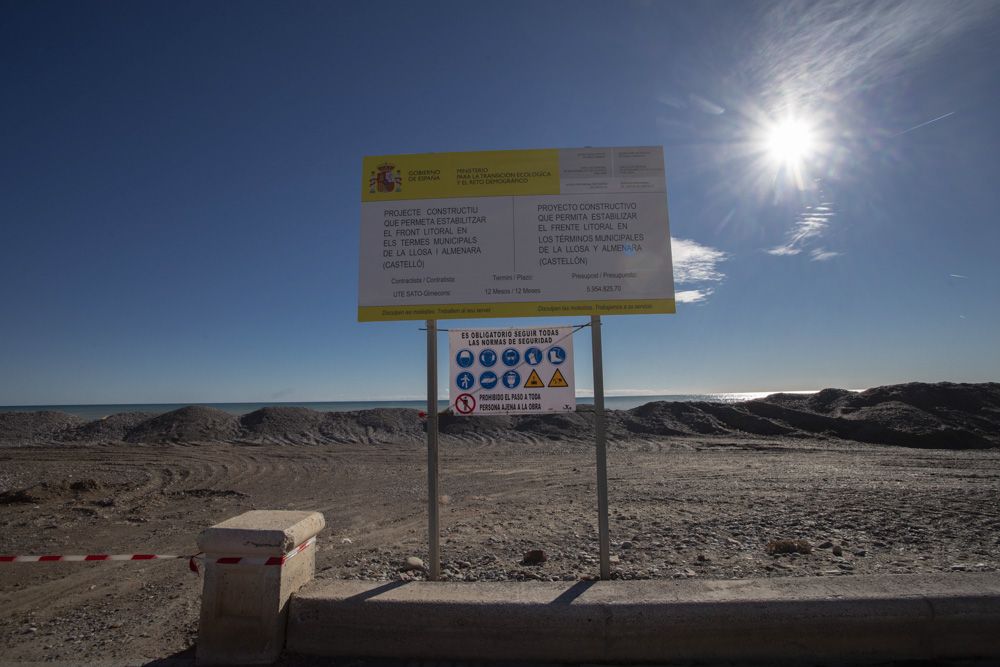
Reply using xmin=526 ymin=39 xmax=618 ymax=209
xmin=0 ymin=392 xmax=816 ymax=421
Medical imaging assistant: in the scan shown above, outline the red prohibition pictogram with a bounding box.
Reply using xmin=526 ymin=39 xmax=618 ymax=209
xmin=455 ymin=393 xmax=476 ymax=414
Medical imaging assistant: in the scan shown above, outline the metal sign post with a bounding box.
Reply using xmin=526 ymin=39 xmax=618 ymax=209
xmin=361 ymin=146 xmax=675 ymax=583
xmin=426 ymin=319 xmax=441 ymax=581
xmin=591 ymin=315 xmax=611 ymax=580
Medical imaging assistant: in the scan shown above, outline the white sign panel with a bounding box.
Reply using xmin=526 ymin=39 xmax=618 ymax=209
xmin=448 ymin=326 xmax=575 ymax=416
xmin=359 ymin=146 xmax=675 ymax=321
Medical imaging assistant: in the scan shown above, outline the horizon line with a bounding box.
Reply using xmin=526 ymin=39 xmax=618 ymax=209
xmin=0 ymin=388 xmax=873 ymax=409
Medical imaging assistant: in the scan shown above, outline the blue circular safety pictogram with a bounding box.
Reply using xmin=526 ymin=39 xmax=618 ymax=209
xmin=547 ymin=346 xmax=566 ymax=365
xmin=502 ymin=370 xmax=521 ymax=389
xmin=479 ymin=371 xmax=498 ymax=389
xmin=456 ymin=371 xmax=475 ymax=390
xmin=479 ymin=349 xmax=497 ymax=367
xmin=456 ymin=349 xmax=474 ymax=368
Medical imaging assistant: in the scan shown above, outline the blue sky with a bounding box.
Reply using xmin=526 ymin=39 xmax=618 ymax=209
xmin=2 ymin=1 xmax=999 ymax=405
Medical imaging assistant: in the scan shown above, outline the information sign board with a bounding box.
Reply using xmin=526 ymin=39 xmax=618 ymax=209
xmin=448 ymin=326 xmax=575 ymax=415
xmin=359 ymin=146 xmax=675 ymax=321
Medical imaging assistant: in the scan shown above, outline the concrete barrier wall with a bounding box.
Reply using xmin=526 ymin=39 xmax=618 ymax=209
xmin=196 ymin=510 xmax=325 ymax=666
xmin=191 ymin=512 xmax=998 ymax=664
xmin=287 ymin=574 xmax=1000 ymax=663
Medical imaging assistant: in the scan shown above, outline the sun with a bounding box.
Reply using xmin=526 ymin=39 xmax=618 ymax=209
xmin=764 ymin=118 xmax=816 ymax=166
xmin=754 ymin=114 xmax=823 ymax=190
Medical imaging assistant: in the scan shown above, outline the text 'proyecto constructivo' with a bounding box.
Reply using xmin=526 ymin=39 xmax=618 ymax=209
xmin=358 ymin=146 xmax=675 ymax=322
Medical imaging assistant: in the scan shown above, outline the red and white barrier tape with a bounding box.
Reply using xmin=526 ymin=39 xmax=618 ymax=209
xmin=0 ymin=553 xmax=186 ymax=563
xmin=188 ymin=536 xmax=316 ymax=573
xmin=2 ymin=536 xmax=317 ymax=576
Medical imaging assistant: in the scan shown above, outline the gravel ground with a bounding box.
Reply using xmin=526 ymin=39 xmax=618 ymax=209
xmin=1 ymin=434 xmax=998 ymax=665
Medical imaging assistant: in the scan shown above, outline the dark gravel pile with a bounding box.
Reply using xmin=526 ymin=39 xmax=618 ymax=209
xmin=2 ymin=382 xmax=998 ymax=448
xmin=0 ymin=411 xmax=83 ymax=444
xmin=64 ymin=412 xmax=157 ymax=442
xmin=438 ymin=413 xmax=515 ymax=438
xmin=584 ymin=382 xmax=1000 ymax=448
xmin=513 ymin=410 xmax=602 ymax=440
xmin=757 ymin=381 xmax=1000 ymax=448
xmin=240 ymin=407 xmax=328 ymax=443
xmin=319 ymin=408 xmax=424 ymax=444
xmin=623 ymin=401 xmax=754 ymax=437
xmin=123 ymin=406 xmax=241 ymax=443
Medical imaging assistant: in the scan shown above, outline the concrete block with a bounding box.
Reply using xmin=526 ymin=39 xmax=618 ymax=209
xmin=287 ymin=573 xmax=1000 ymax=663
xmin=196 ymin=510 xmax=324 ymax=666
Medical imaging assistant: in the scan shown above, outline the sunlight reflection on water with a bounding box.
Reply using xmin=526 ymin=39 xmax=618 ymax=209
xmin=1 ymin=391 xmax=836 ymax=419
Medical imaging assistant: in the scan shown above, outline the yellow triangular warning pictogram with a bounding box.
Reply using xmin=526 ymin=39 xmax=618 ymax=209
xmin=524 ymin=369 xmax=545 ymax=388
xmin=548 ymin=368 xmax=569 ymax=388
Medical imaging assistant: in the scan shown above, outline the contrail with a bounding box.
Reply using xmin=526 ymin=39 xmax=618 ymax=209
xmin=893 ymin=112 xmax=955 ymax=137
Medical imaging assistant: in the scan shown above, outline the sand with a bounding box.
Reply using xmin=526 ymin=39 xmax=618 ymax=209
xmin=1 ymin=381 xmax=998 ymax=664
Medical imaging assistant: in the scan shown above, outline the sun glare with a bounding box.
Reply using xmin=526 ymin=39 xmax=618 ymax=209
xmin=755 ymin=115 xmax=824 ymax=190
xmin=765 ymin=118 xmax=815 ymax=166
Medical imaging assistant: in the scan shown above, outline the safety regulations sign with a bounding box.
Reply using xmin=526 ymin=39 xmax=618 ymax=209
xmin=448 ymin=326 xmax=575 ymax=416
xmin=359 ymin=146 xmax=675 ymax=321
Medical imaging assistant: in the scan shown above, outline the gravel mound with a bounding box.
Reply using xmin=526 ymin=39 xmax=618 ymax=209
xmin=319 ymin=408 xmax=424 ymax=444
xmin=839 ymin=401 xmax=944 ymax=434
xmin=0 ymin=411 xmax=84 ymax=444
xmin=622 ymin=401 xmax=729 ymax=436
xmin=240 ymin=407 xmax=327 ymax=442
xmin=438 ymin=413 xmax=515 ymax=438
xmin=65 ymin=412 xmax=157 ymax=442
xmin=755 ymin=381 xmax=1000 ymax=448
xmin=763 ymin=388 xmax=855 ymax=413
xmin=123 ymin=406 xmax=241 ymax=443
xmin=2 ymin=382 xmax=998 ymax=448
xmin=617 ymin=382 xmax=1000 ymax=447
xmin=854 ymin=381 xmax=1000 ymax=414
xmin=513 ymin=411 xmax=598 ymax=440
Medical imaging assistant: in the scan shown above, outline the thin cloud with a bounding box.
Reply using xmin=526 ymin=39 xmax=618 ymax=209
xmin=656 ymin=91 xmax=725 ymax=115
xmin=750 ymin=1 xmax=995 ymax=105
xmin=768 ymin=203 xmax=837 ymax=257
xmin=676 ymin=289 xmax=713 ymax=304
xmin=672 ymin=237 xmax=727 ymax=282
xmin=656 ymin=92 xmax=687 ymax=110
xmin=810 ymin=248 xmax=842 ymax=261
xmin=670 ymin=237 xmax=728 ymax=304
xmin=688 ymin=93 xmax=725 ymax=115
xmin=949 ymin=273 xmax=969 ymax=279
xmin=767 ymin=246 xmax=801 ymax=256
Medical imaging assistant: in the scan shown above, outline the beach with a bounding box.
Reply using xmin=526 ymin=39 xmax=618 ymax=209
xmin=1 ymin=382 xmax=998 ymax=664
